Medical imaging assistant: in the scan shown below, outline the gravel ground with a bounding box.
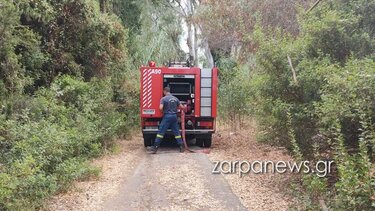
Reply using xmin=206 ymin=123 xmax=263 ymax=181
xmin=47 ymin=122 xmax=296 ymax=211
xmin=47 ymin=136 xmax=144 ymax=211
xmin=207 ymin=121 xmax=297 ymax=210
xmin=101 ymin=149 xmax=245 ymax=211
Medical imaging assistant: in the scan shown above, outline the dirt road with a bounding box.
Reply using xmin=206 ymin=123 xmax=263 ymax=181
xmin=102 ymin=147 xmax=246 ymax=210
xmin=48 ymin=125 xmax=296 ymax=211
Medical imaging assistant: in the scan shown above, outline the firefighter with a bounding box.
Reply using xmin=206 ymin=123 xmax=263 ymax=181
xmin=147 ymin=87 xmax=186 ymax=153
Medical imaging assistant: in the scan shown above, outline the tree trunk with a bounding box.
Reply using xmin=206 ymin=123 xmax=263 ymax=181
xmin=99 ymin=0 xmax=106 ymax=13
xmin=186 ymin=20 xmax=196 ymax=63
xmin=183 ymin=0 xmax=199 ymax=66
xmin=193 ymin=24 xmax=199 ymax=67
xmin=202 ymin=38 xmax=214 ymax=67
xmin=230 ymin=42 xmax=242 ymax=61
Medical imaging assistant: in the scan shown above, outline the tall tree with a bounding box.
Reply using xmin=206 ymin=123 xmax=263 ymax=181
xmin=129 ymin=0 xmax=184 ymax=65
xmin=165 ymin=0 xmax=214 ymax=67
xmin=197 ymin=0 xmax=316 ymax=60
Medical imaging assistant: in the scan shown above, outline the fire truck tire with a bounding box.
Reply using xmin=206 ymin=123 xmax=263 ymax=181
xmin=203 ymin=135 xmax=212 ymax=148
xmin=195 ymin=139 xmax=204 ymax=147
xmin=143 ymin=134 xmax=154 ymax=147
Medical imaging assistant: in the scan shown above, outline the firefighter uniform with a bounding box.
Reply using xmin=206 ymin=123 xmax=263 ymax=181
xmin=148 ymin=93 xmax=183 ymax=153
xmin=155 ymin=93 xmax=183 ymax=146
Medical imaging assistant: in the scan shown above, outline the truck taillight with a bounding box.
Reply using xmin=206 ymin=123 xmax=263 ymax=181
xmin=144 ymin=121 xmax=158 ymax=126
xmin=197 ymin=121 xmax=213 ymax=127
xmin=148 ymin=61 xmax=156 ymax=67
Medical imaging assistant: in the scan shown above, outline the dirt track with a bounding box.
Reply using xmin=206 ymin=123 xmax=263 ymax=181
xmin=48 ymin=124 xmax=296 ymax=211
xmin=102 ymin=147 xmax=246 ymax=210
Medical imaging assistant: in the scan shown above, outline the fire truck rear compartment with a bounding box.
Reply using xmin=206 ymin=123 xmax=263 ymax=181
xmin=163 ymin=76 xmax=195 ymax=115
xmin=141 ymin=68 xmax=216 ymax=148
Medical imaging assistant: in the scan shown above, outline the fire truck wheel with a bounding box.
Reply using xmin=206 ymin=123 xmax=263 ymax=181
xmin=143 ymin=134 xmax=154 ymax=147
xmin=143 ymin=138 xmax=151 ymax=147
xmin=203 ymin=135 xmax=212 ymax=148
xmin=195 ymin=139 xmax=204 ymax=147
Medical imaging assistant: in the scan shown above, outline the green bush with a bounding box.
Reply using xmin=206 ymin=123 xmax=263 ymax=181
xmin=248 ymin=1 xmax=375 ymax=209
xmin=0 ymin=0 xmax=157 ymax=209
xmin=0 ymin=76 xmax=128 ymax=210
xmin=217 ymin=57 xmax=253 ymax=130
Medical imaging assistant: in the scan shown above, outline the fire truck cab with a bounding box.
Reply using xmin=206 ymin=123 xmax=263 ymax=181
xmin=140 ymin=61 xmax=218 ymax=148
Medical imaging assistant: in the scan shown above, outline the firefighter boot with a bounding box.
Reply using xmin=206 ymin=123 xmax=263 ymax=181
xmin=146 ymin=145 xmax=159 ymax=154
xmin=178 ymin=143 xmax=185 ymax=153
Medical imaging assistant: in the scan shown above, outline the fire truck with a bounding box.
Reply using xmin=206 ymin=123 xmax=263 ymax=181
xmin=140 ymin=61 xmax=218 ymax=148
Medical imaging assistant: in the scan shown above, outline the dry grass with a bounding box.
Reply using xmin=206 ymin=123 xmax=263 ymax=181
xmin=208 ymin=120 xmax=297 ymax=210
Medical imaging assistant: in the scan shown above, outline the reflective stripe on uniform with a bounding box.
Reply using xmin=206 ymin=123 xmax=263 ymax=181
xmin=156 ymin=134 xmax=164 ymax=138
xmin=175 ymin=135 xmax=181 ymax=139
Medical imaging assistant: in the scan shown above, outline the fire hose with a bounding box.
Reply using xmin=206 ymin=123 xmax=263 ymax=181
xmin=180 ymin=109 xmax=210 ymax=154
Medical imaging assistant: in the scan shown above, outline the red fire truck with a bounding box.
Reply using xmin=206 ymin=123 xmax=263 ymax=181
xmin=140 ymin=61 xmax=218 ymax=148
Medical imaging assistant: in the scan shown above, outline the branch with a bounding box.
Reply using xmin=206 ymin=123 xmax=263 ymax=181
xmin=174 ymin=0 xmax=188 ymax=17
xmin=306 ymin=0 xmax=322 ymax=14
xmin=287 ymin=55 xmax=298 ymax=84
xmin=161 ymin=1 xmax=186 ymax=17
xmin=192 ymin=0 xmax=199 ymax=9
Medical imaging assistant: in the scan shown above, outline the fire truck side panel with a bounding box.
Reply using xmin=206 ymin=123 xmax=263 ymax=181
xmin=195 ymin=69 xmax=201 ymax=117
xmin=140 ymin=67 xmax=163 ymax=118
xmin=212 ymin=67 xmax=218 ymax=118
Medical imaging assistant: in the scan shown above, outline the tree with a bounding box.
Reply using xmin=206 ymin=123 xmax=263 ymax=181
xmin=197 ymin=0 xmax=316 ymax=60
xmin=163 ymin=0 xmax=214 ymax=67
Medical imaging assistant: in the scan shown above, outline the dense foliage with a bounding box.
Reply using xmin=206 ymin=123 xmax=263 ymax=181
xmin=199 ymin=0 xmax=375 ymax=209
xmin=0 ymin=75 xmax=127 ymax=209
xmin=0 ymin=0 xmax=181 ymax=209
xmin=1 ymin=0 xmax=375 ymax=210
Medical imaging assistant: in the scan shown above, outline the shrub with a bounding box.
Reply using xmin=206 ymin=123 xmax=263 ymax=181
xmin=248 ymin=2 xmax=375 ymax=209
xmin=0 ymin=76 xmax=128 ymax=210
